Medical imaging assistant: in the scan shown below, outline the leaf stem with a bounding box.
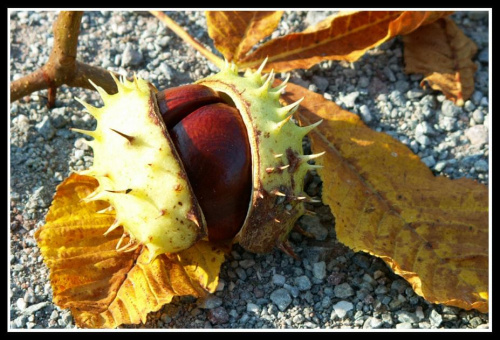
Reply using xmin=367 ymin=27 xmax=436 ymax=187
xmin=150 ymin=11 xmax=225 ymax=70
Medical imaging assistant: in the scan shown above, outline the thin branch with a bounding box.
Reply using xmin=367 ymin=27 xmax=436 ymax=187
xmin=10 ymin=11 xmax=118 ymax=107
xmin=150 ymin=11 xmax=225 ymax=70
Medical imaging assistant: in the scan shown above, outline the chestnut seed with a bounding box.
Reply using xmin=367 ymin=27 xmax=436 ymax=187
xmin=169 ymin=102 xmax=252 ymax=242
xmin=156 ymin=84 xmax=223 ymax=127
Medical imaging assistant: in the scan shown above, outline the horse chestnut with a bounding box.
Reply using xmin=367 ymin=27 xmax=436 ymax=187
xmin=163 ymin=98 xmax=252 ymax=242
xmin=74 ymin=60 xmax=323 ymax=262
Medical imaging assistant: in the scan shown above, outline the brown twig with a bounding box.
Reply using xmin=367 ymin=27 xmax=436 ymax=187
xmin=150 ymin=11 xmax=225 ymax=70
xmin=10 ymin=11 xmax=119 ymax=107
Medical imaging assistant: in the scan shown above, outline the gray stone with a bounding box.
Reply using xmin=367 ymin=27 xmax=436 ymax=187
xmin=198 ymin=295 xmax=223 ymax=309
xmin=395 ymin=80 xmax=410 ymax=93
xmin=364 ymin=316 xmax=384 ymax=329
xmin=159 ymin=63 xmax=175 ymax=80
xmin=429 ymin=309 xmax=443 ymax=327
xmin=235 ymin=267 xmax=247 ymax=280
xmin=51 ymin=107 xmax=69 ymax=128
xmin=246 ymin=303 xmax=260 ymax=314
xmin=35 ymin=115 xmax=56 ymax=140
xmin=390 ymin=279 xmax=408 ymax=294
xmin=434 ymin=160 xmax=448 ymax=172
xmin=340 ymin=91 xmax=360 ymax=108
xmin=294 ymin=275 xmax=312 ymax=291
xmin=12 ymin=114 xmax=30 ymax=132
xmin=122 ymin=44 xmax=143 ymax=67
xmin=207 ymin=306 xmax=229 ymax=325
xmin=416 ymin=135 xmax=431 ymax=147
xmin=396 ymin=310 xmax=419 ymax=323
xmin=465 ymin=125 xmax=488 ymax=146
xmin=469 ymin=316 xmax=483 ymax=328
xmin=321 ymin=295 xmax=331 ymax=309
xmin=396 ymin=322 xmax=414 ymax=329
xmin=157 ymin=36 xmax=171 ymax=48
xmin=384 ymin=66 xmax=396 ymax=82
xmin=474 ymin=159 xmax=488 ymax=172
xmin=478 ymin=48 xmax=489 ymax=63
xmin=23 ymin=289 xmax=36 ymax=304
xmin=472 ymin=109 xmax=485 ymax=124
xmin=471 ymin=91 xmax=484 ymax=105
xmin=312 ymin=261 xmax=326 ymax=280
xmin=359 ymin=105 xmax=373 ymax=123
xmin=308 ymin=84 xmax=318 ymax=92
xmin=284 ymin=283 xmax=300 ymax=298
xmin=407 ymin=89 xmax=425 ymax=99
xmin=374 ymin=285 xmax=389 ymax=295
xmin=270 ymin=288 xmax=292 ymax=311
xmin=358 ymin=76 xmax=370 ymax=88
xmin=332 ymin=300 xmax=353 ymax=319
xmin=304 ymin=11 xmax=334 ymax=26
xmin=415 ymin=306 xmax=425 ymax=320
xmin=441 ymin=100 xmax=461 ymax=117
xmin=272 ymin=274 xmax=286 ymax=286
xmin=13 ymin=315 xmax=27 ymax=328
xmin=469 ymin=11 xmax=488 ymax=20
xmin=312 ymin=75 xmax=329 ymax=92
xmin=114 ymin=54 xmax=121 ymax=66
xmin=239 ymin=259 xmax=255 ymax=269
xmin=300 ymin=215 xmax=328 ymax=240
xmin=352 ymin=253 xmax=371 ymax=269
xmin=21 ymin=301 xmax=49 ymax=315
xmin=464 ymin=100 xmax=476 ymax=112
xmin=334 ymin=282 xmax=354 ymax=298
xmin=292 ymin=313 xmax=305 ymax=324
xmin=50 ymin=310 xmax=59 ymax=320
xmin=421 ymin=155 xmax=436 ymax=168
xmin=415 ymin=121 xmax=434 ymax=137
xmin=439 ymin=116 xmax=457 ymax=132
xmin=389 ymin=90 xmax=406 ymax=107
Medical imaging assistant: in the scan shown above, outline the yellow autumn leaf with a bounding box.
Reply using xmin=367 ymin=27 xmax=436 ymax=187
xmin=35 ymin=173 xmax=228 ymax=329
xmin=404 ymin=17 xmax=478 ymax=106
xmin=280 ymin=82 xmax=489 ymax=313
xmin=206 ymin=11 xmax=284 ymax=62
xmin=237 ymin=11 xmax=453 ymax=72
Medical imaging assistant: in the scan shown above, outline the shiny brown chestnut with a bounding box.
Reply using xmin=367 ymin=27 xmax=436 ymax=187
xmin=157 ymin=85 xmax=252 ymax=242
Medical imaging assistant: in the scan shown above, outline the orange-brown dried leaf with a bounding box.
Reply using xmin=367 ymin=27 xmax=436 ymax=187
xmin=206 ymin=11 xmax=283 ymax=62
xmin=34 ymin=173 xmax=137 ymax=313
xmin=404 ymin=17 xmax=478 ymax=106
xmin=281 ymin=82 xmax=489 ymax=313
xmin=35 ymin=173 xmax=228 ymax=329
xmin=238 ymin=11 xmax=452 ymax=72
xmin=75 ymin=243 xmax=227 ymax=328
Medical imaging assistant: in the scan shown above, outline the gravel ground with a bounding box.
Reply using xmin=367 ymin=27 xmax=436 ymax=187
xmin=9 ymin=10 xmax=490 ymax=330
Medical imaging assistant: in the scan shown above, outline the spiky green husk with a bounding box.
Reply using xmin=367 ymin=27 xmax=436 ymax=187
xmin=197 ymin=62 xmax=323 ymax=254
xmin=74 ymin=75 xmax=206 ymax=262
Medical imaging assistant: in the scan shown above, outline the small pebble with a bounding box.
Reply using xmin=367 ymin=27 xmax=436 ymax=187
xmin=312 ymin=261 xmax=326 ymax=280
xmin=272 ymin=274 xmax=286 ymax=286
xmin=332 ymin=301 xmax=354 ymax=319
xmin=334 ymin=283 xmax=354 ymax=298
xmin=295 ymin=276 xmax=312 ymax=291
xmin=465 ymin=125 xmax=489 ymax=146
xmin=429 ymin=309 xmax=443 ymax=327
xmin=270 ymin=288 xmax=292 ymax=312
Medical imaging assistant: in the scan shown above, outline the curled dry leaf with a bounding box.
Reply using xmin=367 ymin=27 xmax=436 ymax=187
xmin=404 ymin=17 xmax=478 ymax=106
xmin=236 ymin=11 xmax=453 ymax=72
xmin=206 ymin=11 xmax=284 ymax=63
xmin=280 ymin=82 xmax=489 ymax=313
xmin=35 ymin=173 xmax=228 ymax=329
